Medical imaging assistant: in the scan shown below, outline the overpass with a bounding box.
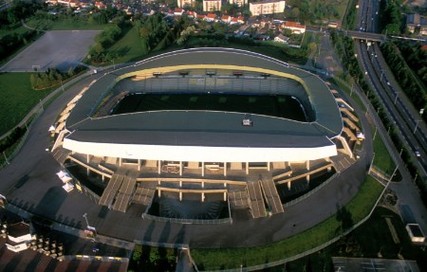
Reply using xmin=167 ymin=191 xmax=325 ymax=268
xmin=347 ymin=30 xmax=386 ymax=43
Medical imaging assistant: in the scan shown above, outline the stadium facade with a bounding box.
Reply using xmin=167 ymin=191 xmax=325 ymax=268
xmin=52 ymin=48 xmax=357 ymax=219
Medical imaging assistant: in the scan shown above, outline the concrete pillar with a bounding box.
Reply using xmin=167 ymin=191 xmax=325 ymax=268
xmin=138 ymin=159 xmax=141 ymax=171
xmin=246 ymin=162 xmax=249 ymax=175
xmin=306 ymin=174 xmax=310 ymax=183
xmin=288 ymin=161 xmax=291 ymax=167
xmin=224 ymin=162 xmax=227 ymax=177
xmin=158 ymin=189 xmax=161 ymax=197
xmin=158 ymin=160 xmax=161 ymax=174
xmin=224 ymin=182 xmax=226 ymax=188
xmin=306 ymin=160 xmax=310 ymax=171
xmin=179 ymin=180 xmax=182 ymax=187
xmin=86 ymin=167 xmax=90 ymax=176
xmin=267 ymin=162 xmax=270 ymax=171
xmin=202 ymin=192 xmax=205 ymax=202
xmin=102 ymin=175 xmax=105 ymax=182
xmin=202 ymin=162 xmax=205 ymax=177
xmin=223 ymin=192 xmax=227 ymax=201
xmin=287 ymin=181 xmax=291 ymax=190
xmin=119 ymin=157 xmax=122 ymax=166
xmin=180 ymin=161 xmax=183 ymax=176
xmin=201 ymin=181 xmax=204 ymax=188
xmin=158 ymin=179 xmax=161 ymax=185
xmin=86 ymin=154 xmax=90 ymax=164
xmin=179 ymin=192 xmax=182 ymax=201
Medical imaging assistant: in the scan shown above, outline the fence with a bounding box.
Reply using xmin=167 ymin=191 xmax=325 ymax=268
xmin=141 ymin=213 xmax=232 ymax=225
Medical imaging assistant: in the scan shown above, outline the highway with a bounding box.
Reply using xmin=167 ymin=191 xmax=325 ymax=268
xmin=355 ymin=0 xmax=427 ymax=233
xmin=355 ymin=0 xmax=427 ymax=177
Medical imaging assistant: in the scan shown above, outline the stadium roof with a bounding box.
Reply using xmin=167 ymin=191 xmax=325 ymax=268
xmin=64 ymin=48 xmax=343 ymax=162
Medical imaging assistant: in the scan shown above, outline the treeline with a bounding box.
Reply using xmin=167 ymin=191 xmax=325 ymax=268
xmin=380 ymin=42 xmax=427 ymax=112
xmin=0 ymin=0 xmax=44 ymax=26
xmin=379 ymin=0 xmax=403 ymax=34
xmin=0 ymin=0 xmax=44 ymax=62
xmin=88 ymin=25 xmax=124 ymax=63
xmin=0 ymin=126 xmax=26 ymax=155
xmin=396 ymin=41 xmax=427 ymax=87
xmin=87 ymin=9 xmax=129 ymax=64
xmin=331 ymin=31 xmax=369 ymax=91
xmin=285 ymin=0 xmax=340 ymax=24
xmin=128 ymin=245 xmax=176 ymax=272
xmin=136 ymin=13 xmax=180 ymax=52
xmin=30 ymin=66 xmax=84 ymax=90
xmin=0 ymin=30 xmax=38 ymax=62
xmin=331 ymin=30 xmax=427 ymax=207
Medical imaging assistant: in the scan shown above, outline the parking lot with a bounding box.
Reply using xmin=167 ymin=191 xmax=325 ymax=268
xmin=0 ymin=30 xmax=99 ymax=72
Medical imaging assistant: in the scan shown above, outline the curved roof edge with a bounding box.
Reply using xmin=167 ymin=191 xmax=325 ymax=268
xmin=67 ymin=48 xmax=342 ymax=139
xmin=63 ymin=138 xmax=337 ymax=163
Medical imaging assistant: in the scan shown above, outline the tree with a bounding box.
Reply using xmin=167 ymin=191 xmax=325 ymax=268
xmin=290 ymin=7 xmax=300 ymax=19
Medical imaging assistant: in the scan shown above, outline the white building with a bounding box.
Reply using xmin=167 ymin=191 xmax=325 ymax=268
xmin=249 ymin=0 xmax=285 ymax=16
xmin=177 ymin=0 xmax=194 ymax=8
xmin=282 ymin=21 xmax=306 ymax=34
xmin=228 ymin=0 xmax=248 ymax=7
xmin=203 ymin=0 xmax=222 ymax=12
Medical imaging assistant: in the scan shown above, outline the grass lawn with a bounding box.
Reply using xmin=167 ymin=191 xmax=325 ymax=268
xmin=373 ymin=131 xmax=396 ymax=175
xmin=192 ymin=176 xmax=384 ymax=270
xmin=282 ymin=207 xmax=427 ymax=271
xmin=26 ymin=17 xmax=107 ymax=31
xmin=106 ymin=25 xmax=149 ymax=63
xmin=0 ymin=73 xmax=53 ymax=135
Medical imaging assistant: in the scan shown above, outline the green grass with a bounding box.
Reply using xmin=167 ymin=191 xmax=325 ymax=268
xmin=336 ymin=0 xmax=352 ymax=22
xmin=0 ymin=73 xmax=53 ymax=135
xmin=373 ymin=131 xmax=396 ymax=175
xmin=106 ymin=26 xmax=149 ymax=63
xmin=192 ymin=176 xmax=384 ymax=270
xmin=276 ymin=206 xmax=427 ymax=271
xmin=26 ymin=17 xmax=107 ymax=31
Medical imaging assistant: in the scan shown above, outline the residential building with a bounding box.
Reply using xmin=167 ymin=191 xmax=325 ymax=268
xmin=203 ymin=0 xmax=222 ymax=12
xmin=204 ymin=13 xmax=217 ymax=22
xmin=249 ymin=0 xmax=285 ymax=16
xmin=221 ymin=15 xmax=232 ymax=23
xmin=282 ymin=21 xmax=306 ymax=34
xmin=177 ymin=0 xmax=194 ymax=8
xmin=407 ymin=13 xmax=427 ymax=35
xmin=174 ymin=8 xmax=185 ymax=16
xmin=228 ymin=0 xmax=248 ymax=7
xmin=274 ymin=33 xmax=289 ymax=43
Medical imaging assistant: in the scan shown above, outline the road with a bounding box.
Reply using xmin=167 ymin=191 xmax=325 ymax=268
xmin=355 ymin=0 xmax=427 ymax=232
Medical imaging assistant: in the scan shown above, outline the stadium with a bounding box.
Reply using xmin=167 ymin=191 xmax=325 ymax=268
xmin=51 ymin=48 xmax=361 ymax=222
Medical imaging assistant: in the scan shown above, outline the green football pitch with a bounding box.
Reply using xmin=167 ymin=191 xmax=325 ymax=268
xmin=112 ymin=93 xmax=307 ymax=121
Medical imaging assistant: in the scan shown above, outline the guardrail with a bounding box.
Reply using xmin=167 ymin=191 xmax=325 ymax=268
xmin=142 ymin=213 xmax=232 ymax=225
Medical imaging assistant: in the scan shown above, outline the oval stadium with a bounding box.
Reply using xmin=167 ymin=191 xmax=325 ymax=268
xmin=51 ymin=47 xmax=361 ymax=222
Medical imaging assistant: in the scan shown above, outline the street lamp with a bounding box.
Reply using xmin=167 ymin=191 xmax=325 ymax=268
xmin=414 ymin=120 xmax=421 ymax=134
xmin=83 ymin=213 xmax=90 ymax=228
xmin=414 ymin=108 xmax=424 ymax=134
